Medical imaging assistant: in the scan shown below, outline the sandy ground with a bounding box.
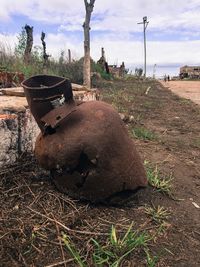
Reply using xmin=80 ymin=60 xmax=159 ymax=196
xmin=160 ymin=80 xmax=200 ymax=105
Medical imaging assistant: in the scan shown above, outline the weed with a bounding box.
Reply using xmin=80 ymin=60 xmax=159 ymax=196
xmin=145 ymin=249 xmax=159 ymax=267
xmin=132 ymin=127 xmax=157 ymax=141
xmin=62 ymin=233 xmax=86 ymax=267
xmin=144 ymin=161 xmax=173 ymax=195
xmin=179 ymin=98 xmax=191 ymax=105
xmin=145 ymin=205 xmax=170 ymax=224
xmin=92 ymin=223 xmax=150 ymax=266
xmin=62 ymin=223 xmax=159 ymax=267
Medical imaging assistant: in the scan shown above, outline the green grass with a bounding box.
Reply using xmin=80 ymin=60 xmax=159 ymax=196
xmin=145 ymin=249 xmax=159 ymax=267
xmin=132 ymin=127 xmax=157 ymax=141
xmin=62 ymin=223 xmax=159 ymax=267
xmin=62 ymin=233 xmax=86 ymax=267
xmin=144 ymin=161 xmax=173 ymax=195
xmin=145 ymin=205 xmax=170 ymax=224
xmin=92 ymin=224 xmax=150 ymax=267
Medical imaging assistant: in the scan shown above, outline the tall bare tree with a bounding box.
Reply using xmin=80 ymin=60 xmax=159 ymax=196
xmin=24 ymin=24 xmax=33 ymax=64
xmin=83 ymin=0 xmax=95 ymax=89
xmin=41 ymin=32 xmax=50 ymax=72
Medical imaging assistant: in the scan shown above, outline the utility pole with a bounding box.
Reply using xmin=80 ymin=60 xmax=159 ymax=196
xmin=153 ymin=64 xmax=157 ymax=79
xmin=138 ymin=16 xmax=149 ymax=78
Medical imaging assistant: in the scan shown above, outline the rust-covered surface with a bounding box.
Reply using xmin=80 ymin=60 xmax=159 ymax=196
xmin=22 ymin=75 xmax=73 ymax=131
xmin=22 ymin=75 xmax=147 ymax=203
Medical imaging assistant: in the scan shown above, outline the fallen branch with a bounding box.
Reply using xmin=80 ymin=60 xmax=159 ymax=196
xmin=27 ymin=206 xmax=108 ymax=236
xmin=45 ymin=259 xmax=74 ymax=267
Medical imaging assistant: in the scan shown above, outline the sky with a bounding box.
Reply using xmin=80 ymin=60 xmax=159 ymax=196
xmin=1 ymin=0 xmax=200 ymax=77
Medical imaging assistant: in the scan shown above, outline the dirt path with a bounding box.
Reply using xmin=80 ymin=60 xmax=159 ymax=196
xmin=160 ymin=80 xmax=200 ymax=105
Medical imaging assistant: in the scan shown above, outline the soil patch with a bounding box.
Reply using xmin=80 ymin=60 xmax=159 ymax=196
xmin=1 ymin=79 xmax=200 ymax=266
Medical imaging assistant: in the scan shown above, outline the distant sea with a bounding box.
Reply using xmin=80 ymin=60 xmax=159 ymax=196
xmin=128 ymin=65 xmax=180 ymax=79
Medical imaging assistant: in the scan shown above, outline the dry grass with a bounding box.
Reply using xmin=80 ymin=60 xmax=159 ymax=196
xmin=0 ymin=158 xmax=168 ymax=266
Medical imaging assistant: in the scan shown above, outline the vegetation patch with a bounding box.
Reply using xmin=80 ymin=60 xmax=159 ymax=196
xmin=131 ymin=127 xmax=157 ymax=141
xmin=144 ymin=161 xmax=173 ymax=196
xmin=62 ymin=223 xmax=160 ymax=267
xmin=145 ymin=205 xmax=170 ymax=224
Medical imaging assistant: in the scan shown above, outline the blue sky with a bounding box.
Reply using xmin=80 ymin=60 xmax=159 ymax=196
xmin=1 ymin=0 xmax=200 ymax=77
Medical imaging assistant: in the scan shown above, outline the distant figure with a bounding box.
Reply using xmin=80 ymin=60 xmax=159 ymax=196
xmin=164 ymin=75 xmax=167 ymax=82
xmin=167 ymin=75 xmax=170 ymax=82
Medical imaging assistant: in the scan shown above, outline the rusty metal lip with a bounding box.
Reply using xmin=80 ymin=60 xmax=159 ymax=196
xmin=21 ymin=74 xmax=73 ymax=103
xmin=21 ymin=74 xmax=70 ymax=90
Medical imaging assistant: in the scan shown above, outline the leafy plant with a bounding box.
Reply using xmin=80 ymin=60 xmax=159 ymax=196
xmin=135 ymin=67 xmax=143 ymax=77
xmin=14 ymin=26 xmax=27 ymax=58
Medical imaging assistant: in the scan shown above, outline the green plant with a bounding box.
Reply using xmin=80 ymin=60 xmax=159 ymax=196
xmin=145 ymin=249 xmax=159 ymax=267
xmin=62 ymin=224 xmax=158 ymax=267
xmin=14 ymin=26 xmax=27 ymax=58
xmin=144 ymin=161 xmax=173 ymax=195
xmin=62 ymin=233 xmax=86 ymax=267
xmin=92 ymin=224 xmax=150 ymax=267
xmin=145 ymin=205 xmax=170 ymax=224
xmin=92 ymin=61 xmax=113 ymax=80
xmin=132 ymin=127 xmax=156 ymax=141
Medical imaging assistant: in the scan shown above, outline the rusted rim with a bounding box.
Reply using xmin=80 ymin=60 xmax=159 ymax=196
xmin=21 ymin=74 xmax=69 ymax=90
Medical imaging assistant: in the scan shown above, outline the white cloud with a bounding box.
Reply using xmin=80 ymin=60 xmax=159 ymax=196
xmin=1 ymin=0 xmax=200 ymax=33
xmin=1 ymin=0 xmax=200 ymax=72
xmin=0 ymin=33 xmax=18 ymax=50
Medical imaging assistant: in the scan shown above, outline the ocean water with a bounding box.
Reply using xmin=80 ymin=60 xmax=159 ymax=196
xmin=128 ymin=65 xmax=180 ymax=79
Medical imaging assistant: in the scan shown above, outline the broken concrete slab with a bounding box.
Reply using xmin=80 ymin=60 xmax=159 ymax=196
xmin=0 ymin=109 xmax=39 ymax=167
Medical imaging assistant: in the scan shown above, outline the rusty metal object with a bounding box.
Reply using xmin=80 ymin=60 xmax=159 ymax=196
xmin=22 ymin=75 xmax=73 ymax=131
xmin=22 ymin=75 xmax=147 ymax=203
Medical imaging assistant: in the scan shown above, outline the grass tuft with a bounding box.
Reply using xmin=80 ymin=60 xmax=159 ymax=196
xmin=145 ymin=205 xmax=170 ymax=224
xmin=62 ymin=233 xmax=86 ymax=267
xmin=132 ymin=127 xmax=157 ymax=141
xmin=145 ymin=249 xmax=159 ymax=267
xmin=92 ymin=223 xmax=150 ymax=266
xmin=62 ymin=223 xmax=159 ymax=267
xmin=144 ymin=161 xmax=173 ymax=195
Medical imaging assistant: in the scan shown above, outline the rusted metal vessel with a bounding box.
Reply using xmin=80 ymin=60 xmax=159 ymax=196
xmin=22 ymin=75 xmax=147 ymax=203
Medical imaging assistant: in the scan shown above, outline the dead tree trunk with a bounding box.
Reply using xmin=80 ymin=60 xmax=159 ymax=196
xmin=24 ymin=25 xmax=33 ymax=64
xmin=41 ymin=32 xmax=50 ymax=72
xmin=83 ymin=0 xmax=95 ymax=89
xmin=68 ymin=49 xmax=71 ymax=63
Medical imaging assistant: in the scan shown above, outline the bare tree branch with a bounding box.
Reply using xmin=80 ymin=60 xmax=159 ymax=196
xmin=83 ymin=0 xmax=96 ymax=89
xmin=41 ymin=31 xmax=50 ymax=70
xmin=24 ymin=24 xmax=33 ymax=64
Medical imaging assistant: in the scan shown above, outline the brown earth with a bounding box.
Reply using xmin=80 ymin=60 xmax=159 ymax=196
xmin=0 ymin=78 xmax=200 ymax=266
xmin=161 ymin=80 xmax=200 ymax=105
